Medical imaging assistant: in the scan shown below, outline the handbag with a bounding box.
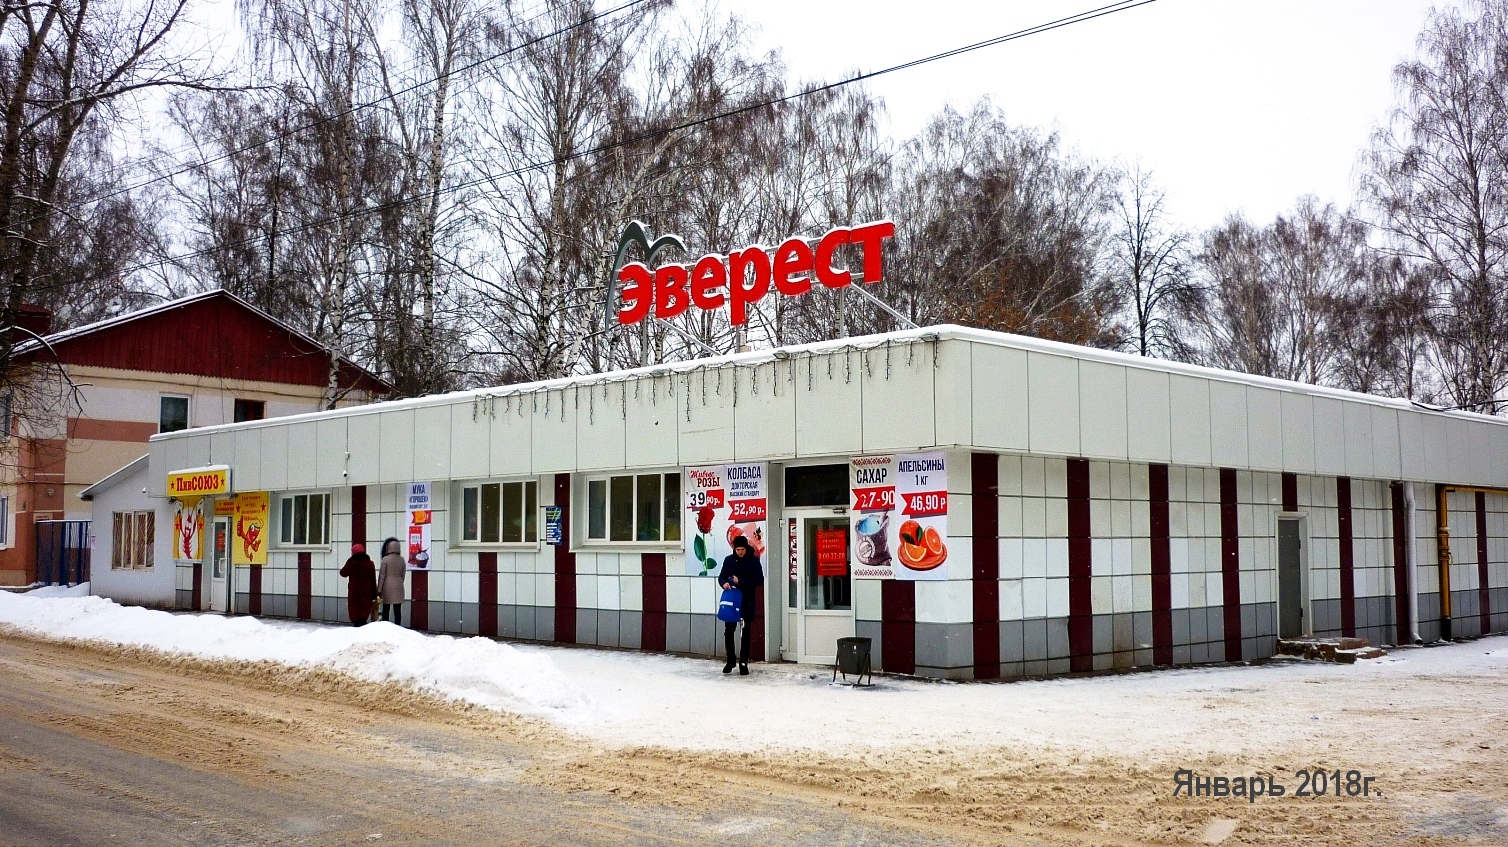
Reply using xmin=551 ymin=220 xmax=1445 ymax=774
xmin=717 ymin=586 xmax=743 ymax=623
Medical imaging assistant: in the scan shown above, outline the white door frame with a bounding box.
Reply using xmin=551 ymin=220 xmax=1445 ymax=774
xmin=781 ymin=508 xmax=855 ymax=664
xmin=209 ymin=516 xmax=231 ymax=613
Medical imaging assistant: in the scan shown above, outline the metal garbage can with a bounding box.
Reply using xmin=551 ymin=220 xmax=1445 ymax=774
xmin=833 ymin=636 xmax=873 ymax=686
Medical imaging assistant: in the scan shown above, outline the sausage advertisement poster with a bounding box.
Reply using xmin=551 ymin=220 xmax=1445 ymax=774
xmin=684 ymin=463 xmax=768 ymax=577
xmin=850 ymin=451 xmax=949 ymax=581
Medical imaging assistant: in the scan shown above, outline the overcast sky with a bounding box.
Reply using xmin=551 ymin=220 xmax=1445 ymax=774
xmin=722 ymin=0 xmax=1443 ymax=229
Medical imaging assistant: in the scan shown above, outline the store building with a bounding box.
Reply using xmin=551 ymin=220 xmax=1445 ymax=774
xmin=0 ymin=290 xmax=390 ymax=589
xmin=141 ymin=325 xmax=1508 ymax=678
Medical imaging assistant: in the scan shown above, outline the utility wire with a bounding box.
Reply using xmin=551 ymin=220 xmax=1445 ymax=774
xmin=65 ymin=0 xmax=1161 ymax=288
xmin=40 ymin=0 xmax=652 ymax=224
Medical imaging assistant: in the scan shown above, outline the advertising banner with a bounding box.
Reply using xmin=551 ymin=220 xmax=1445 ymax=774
xmin=684 ymin=463 xmax=768 ymax=576
xmin=167 ymin=465 xmax=231 ymax=500
xmin=850 ymin=451 xmax=950 ymax=581
xmin=172 ymin=499 xmax=204 ymax=562
xmin=405 ymin=482 xmax=433 ymax=571
xmin=815 ymin=529 xmax=848 ymax=577
xmin=231 ymin=492 xmax=269 ymax=566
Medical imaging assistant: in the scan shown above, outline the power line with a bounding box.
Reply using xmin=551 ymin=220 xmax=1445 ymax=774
xmin=44 ymin=0 xmax=652 ymax=224
xmin=75 ymin=0 xmax=1162 ymax=288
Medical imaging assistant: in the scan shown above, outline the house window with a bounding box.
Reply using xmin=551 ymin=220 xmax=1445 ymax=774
xmin=233 ymin=399 xmax=266 ymax=423
xmin=0 ymin=496 xmax=8 ymax=545
xmin=460 ymin=479 xmax=538 ymax=544
xmin=111 ymin=511 xmax=155 ymax=569
xmin=0 ymin=392 xmax=10 ymax=440
xmin=278 ymin=493 xmax=329 ymax=546
xmin=585 ymin=472 xmax=681 ymax=543
xmin=159 ymin=395 xmax=189 ymax=433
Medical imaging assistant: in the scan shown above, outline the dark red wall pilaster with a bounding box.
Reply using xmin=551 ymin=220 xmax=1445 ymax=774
xmin=1219 ymin=469 xmax=1241 ymax=661
xmin=1477 ymin=491 xmax=1491 ymax=635
xmin=553 ymin=473 xmax=576 ymax=644
xmin=297 ymin=551 xmax=312 ymax=620
xmin=642 ymin=552 xmax=667 ymax=652
xmin=971 ymin=453 xmax=1000 ymax=679
xmin=1390 ymin=482 xmax=1412 ymax=646
xmin=479 ymin=551 xmax=498 ymax=638
xmin=1066 ymin=459 xmax=1093 ymax=672
xmin=249 ymin=564 xmax=263 ymax=616
xmin=1149 ymin=464 xmax=1172 ymax=665
xmin=1337 ymin=477 xmax=1356 ymax=637
xmin=411 ymin=570 xmax=429 ymax=631
xmin=881 ymin=581 xmax=915 ymax=674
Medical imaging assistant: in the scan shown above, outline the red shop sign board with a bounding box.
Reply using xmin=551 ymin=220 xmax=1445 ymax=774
xmin=815 ymin=529 xmax=848 ymax=577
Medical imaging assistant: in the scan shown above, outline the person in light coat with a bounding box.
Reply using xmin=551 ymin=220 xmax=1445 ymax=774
xmin=378 ymin=537 xmax=407 ymax=626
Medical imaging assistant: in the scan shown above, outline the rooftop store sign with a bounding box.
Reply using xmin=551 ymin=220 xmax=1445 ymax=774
xmin=614 ymin=221 xmax=896 ymax=326
xmin=167 ymin=466 xmax=231 ymax=499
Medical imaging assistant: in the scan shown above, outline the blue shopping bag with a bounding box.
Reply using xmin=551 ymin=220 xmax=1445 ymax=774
xmin=717 ymin=586 xmax=743 ymax=623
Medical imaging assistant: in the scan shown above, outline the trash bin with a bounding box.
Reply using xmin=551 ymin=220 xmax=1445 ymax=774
xmin=833 ymin=636 xmax=873 ymax=686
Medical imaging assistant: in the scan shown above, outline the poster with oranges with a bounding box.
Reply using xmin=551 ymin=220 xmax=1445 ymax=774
xmin=849 ymin=452 xmax=949 ymax=581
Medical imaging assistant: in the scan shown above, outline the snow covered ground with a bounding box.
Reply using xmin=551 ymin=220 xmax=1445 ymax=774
xmin=4 ymin=588 xmax=1506 ymax=760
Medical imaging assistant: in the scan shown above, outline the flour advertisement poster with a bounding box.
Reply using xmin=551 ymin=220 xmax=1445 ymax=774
xmin=850 ymin=452 xmax=949 ymax=581
xmin=406 ymin=482 xmax=433 ymax=571
xmin=684 ymin=463 xmax=767 ymax=577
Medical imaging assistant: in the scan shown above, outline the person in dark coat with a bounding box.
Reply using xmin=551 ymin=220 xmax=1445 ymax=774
xmin=718 ymin=535 xmax=765 ymax=675
xmin=339 ymin=543 xmax=378 ymax=626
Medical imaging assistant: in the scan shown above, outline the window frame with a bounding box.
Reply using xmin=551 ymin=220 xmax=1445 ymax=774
xmin=233 ymin=398 xmax=266 ymax=423
xmin=581 ymin=470 xmax=682 ymax=548
xmin=159 ymin=394 xmax=190 ymax=434
xmin=456 ymin=477 xmax=540 ymax=548
xmin=275 ymin=491 xmax=332 ymax=548
xmin=0 ymin=496 xmax=9 ymax=547
xmin=110 ymin=510 xmax=155 ymax=570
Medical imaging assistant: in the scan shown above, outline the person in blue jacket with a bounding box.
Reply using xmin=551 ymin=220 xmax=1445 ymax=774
xmin=718 ymin=535 xmax=765 ymax=675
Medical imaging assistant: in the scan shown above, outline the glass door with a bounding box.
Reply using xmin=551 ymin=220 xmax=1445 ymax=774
xmin=209 ymin=517 xmax=230 ymax=613
xmin=787 ymin=512 xmax=853 ymax=664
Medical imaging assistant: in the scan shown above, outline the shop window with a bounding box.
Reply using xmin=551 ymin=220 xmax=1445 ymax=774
xmin=459 ymin=479 xmax=538 ymax=544
xmin=278 ymin=493 xmax=329 ymax=546
xmin=233 ymin=399 xmax=266 ymax=423
xmin=159 ymin=395 xmax=189 ymax=433
xmin=585 ymin=472 xmax=681 ymax=543
xmin=784 ymin=463 xmax=849 ymax=507
xmin=111 ymin=511 xmax=154 ymax=569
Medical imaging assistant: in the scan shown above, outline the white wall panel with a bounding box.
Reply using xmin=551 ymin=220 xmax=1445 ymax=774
xmin=795 ymin=353 xmax=863 ymax=458
xmin=625 ymin=374 xmax=680 ymax=468
xmin=861 ymin=342 xmax=936 ymax=453
xmin=312 ymin=418 xmax=346 ymax=489
xmin=1246 ymin=387 xmax=1284 ymax=471
xmin=345 ymin=414 xmax=380 ymax=485
xmin=1312 ymin=398 xmax=1346 ymax=476
xmin=488 ymin=395 xmax=532 ymax=477
xmin=933 ymin=339 xmax=973 ymax=448
xmin=1126 ymin=368 xmax=1171 ymax=464
xmin=971 ymin=343 xmax=1029 ymax=451
xmin=1168 ymin=375 xmax=1211 ymax=466
xmin=577 ymin=382 xmax=627 ymax=471
xmin=231 ymin=429 xmax=262 ymax=491
xmin=733 ymin=362 xmax=797 ymax=460
xmin=1342 ymin=402 xmax=1375 ymax=479
xmin=449 ymin=400 xmax=490 ymax=480
xmin=1208 ymin=381 xmax=1249 ymax=468
xmin=1370 ymin=406 xmax=1401 ymax=480
xmin=1028 ymin=353 xmax=1079 ymax=456
xmin=1280 ymin=392 xmax=1315 ymax=474
xmin=1419 ymin=413 xmax=1450 ymax=484
xmin=681 ymin=366 xmax=736 ymax=465
xmin=281 ymin=421 xmax=318 ymax=489
xmin=413 ymin=403 xmax=451 ymax=481
xmin=379 ymin=409 xmax=415 ymax=484
xmin=1078 ymin=361 xmax=1128 ymax=460
xmin=530 ymin=387 xmax=577 ymax=473
xmin=253 ymin=424 xmax=286 ymax=491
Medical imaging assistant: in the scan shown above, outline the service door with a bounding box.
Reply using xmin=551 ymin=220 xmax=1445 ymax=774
xmin=781 ymin=512 xmax=854 ymax=664
xmin=1277 ymin=517 xmax=1305 ymax=637
xmin=209 ymin=516 xmax=231 ymax=613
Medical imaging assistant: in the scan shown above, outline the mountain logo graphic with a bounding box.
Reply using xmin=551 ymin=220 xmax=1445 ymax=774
xmin=602 ymin=220 xmax=684 ymax=328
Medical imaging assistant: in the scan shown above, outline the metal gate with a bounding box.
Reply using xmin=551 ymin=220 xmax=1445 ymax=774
xmin=35 ymin=520 xmax=90 ymax=586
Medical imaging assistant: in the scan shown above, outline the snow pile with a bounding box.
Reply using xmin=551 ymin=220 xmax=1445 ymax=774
xmin=0 ymin=591 xmax=590 ymax=719
xmin=23 ymin=582 xmax=92 ymax=598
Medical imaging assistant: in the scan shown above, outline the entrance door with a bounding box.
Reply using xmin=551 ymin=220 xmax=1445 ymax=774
xmin=781 ymin=511 xmax=854 ymax=664
xmin=209 ymin=517 xmax=231 ymax=613
xmin=1277 ymin=517 xmax=1304 ymax=637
